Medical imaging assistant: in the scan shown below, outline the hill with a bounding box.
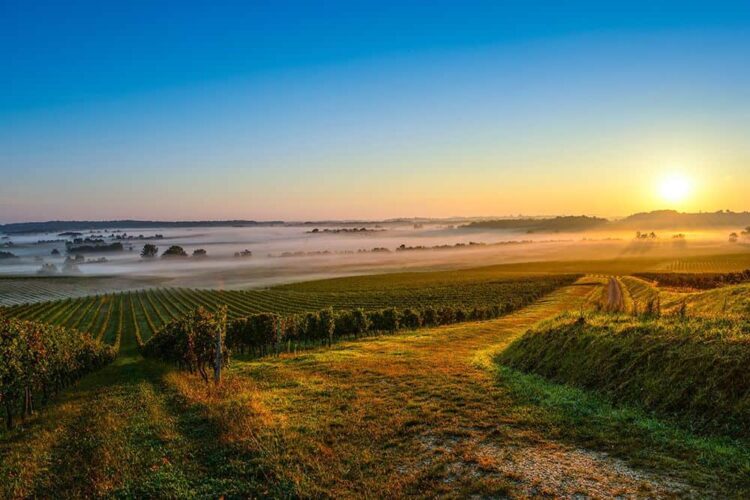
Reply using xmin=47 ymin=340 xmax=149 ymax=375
xmin=499 ymin=313 xmax=750 ymax=438
xmin=461 ymin=215 xmax=608 ymax=232
xmin=614 ymin=210 xmax=750 ymax=230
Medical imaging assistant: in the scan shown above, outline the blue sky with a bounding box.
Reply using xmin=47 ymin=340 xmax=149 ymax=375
xmin=2 ymin=1 xmax=750 ymax=222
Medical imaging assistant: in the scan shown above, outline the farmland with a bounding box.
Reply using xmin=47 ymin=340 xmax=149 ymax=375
xmin=0 ymin=276 xmax=166 ymax=306
xmin=0 ymin=272 xmax=578 ymax=348
xmin=3 ymin=272 xmax=749 ymax=497
xmin=2 ymin=262 xmax=750 ymax=497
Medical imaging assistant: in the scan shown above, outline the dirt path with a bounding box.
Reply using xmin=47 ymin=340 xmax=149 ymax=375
xmin=606 ymin=276 xmax=625 ymax=312
xmin=231 ymin=281 xmax=691 ymax=498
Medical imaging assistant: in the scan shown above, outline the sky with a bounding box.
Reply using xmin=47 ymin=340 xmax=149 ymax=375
xmin=2 ymin=1 xmax=750 ymax=223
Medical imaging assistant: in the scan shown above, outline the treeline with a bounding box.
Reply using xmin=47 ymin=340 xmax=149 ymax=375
xmin=0 ymin=317 xmax=116 ymax=429
xmin=462 ymin=215 xmax=607 ymax=232
xmin=66 ymin=242 xmax=124 ymax=254
xmin=635 ymin=270 xmax=750 ymax=290
xmin=142 ymin=293 xmax=547 ymax=373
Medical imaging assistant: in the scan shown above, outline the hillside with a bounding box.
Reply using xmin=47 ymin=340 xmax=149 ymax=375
xmin=461 ymin=215 xmax=608 ymax=232
xmin=614 ymin=210 xmax=750 ymax=230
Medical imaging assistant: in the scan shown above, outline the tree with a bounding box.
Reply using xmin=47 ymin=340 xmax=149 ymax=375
xmin=36 ymin=263 xmax=58 ymax=275
xmin=62 ymin=257 xmax=81 ymax=274
xmin=51 ymin=249 xmax=60 ymax=256
xmin=192 ymin=248 xmax=207 ymax=257
xmin=729 ymin=232 xmax=739 ymax=243
xmin=161 ymin=245 xmax=188 ymax=258
xmin=141 ymin=244 xmax=158 ymax=258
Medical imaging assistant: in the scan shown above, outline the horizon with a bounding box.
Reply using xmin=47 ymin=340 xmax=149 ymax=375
xmin=4 ymin=1 xmax=750 ymax=221
xmin=3 ymin=208 xmax=750 ymax=227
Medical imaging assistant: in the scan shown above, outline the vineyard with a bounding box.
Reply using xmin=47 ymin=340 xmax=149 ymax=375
xmin=656 ymin=252 xmax=750 ymax=273
xmin=634 ymin=270 xmax=750 ymax=290
xmin=0 ymin=276 xmax=165 ymax=307
xmin=0 ymin=317 xmax=115 ymax=428
xmin=0 ymin=274 xmax=579 ymax=351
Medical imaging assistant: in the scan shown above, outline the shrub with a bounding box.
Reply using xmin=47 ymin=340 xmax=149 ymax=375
xmin=142 ymin=307 xmax=229 ymax=382
xmin=318 ymin=308 xmax=336 ymax=346
xmin=0 ymin=318 xmax=115 ymax=429
xmin=381 ymin=308 xmax=400 ymax=331
xmin=421 ymin=307 xmax=437 ymax=326
xmin=351 ymin=308 xmax=370 ymax=337
xmin=400 ymin=308 xmax=421 ymax=329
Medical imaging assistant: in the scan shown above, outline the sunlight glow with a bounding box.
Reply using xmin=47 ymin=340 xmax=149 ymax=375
xmin=658 ymin=173 xmax=692 ymax=204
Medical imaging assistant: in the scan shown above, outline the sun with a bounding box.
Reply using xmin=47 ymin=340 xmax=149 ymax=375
xmin=658 ymin=173 xmax=692 ymax=204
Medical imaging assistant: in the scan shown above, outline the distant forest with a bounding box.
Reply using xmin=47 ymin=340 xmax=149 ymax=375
xmin=463 ymin=210 xmax=750 ymax=232
xmin=2 ymin=210 xmax=750 ymax=235
xmin=463 ymin=216 xmax=607 ymax=232
xmin=0 ymin=220 xmax=284 ymax=234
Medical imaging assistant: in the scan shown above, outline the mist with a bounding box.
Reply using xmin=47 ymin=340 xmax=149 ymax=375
xmin=1 ymin=222 xmax=746 ymax=301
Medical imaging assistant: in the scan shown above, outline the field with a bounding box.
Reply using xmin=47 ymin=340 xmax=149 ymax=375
xmin=0 ymin=276 xmax=167 ymax=306
xmin=2 ymin=263 xmax=750 ymax=497
xmin=618 ymin=273 xmax=750 ymax=317
xmin=0 ymin=272 xmax=577 ymax=347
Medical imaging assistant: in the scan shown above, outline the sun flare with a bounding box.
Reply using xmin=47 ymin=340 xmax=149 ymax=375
xmin=658 ymin=173 xmax=692 ymax=204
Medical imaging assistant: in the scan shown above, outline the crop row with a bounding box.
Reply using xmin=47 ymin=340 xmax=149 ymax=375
xmin=0 ymin=275 xmax=579 ymax=353
xmin=0 ymin=317 xmax=116 ymax=429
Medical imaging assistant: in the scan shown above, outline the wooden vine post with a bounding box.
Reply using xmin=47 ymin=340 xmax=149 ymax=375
xmin=214 ymin=306 xmax=227 ymax=384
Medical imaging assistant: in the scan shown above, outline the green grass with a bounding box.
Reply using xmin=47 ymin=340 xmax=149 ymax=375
xmin=493 ymin=366 xmax=750 ymax=494
xmin=499 ymin=312 xmax=750 ymax=439
xmin=661 ymin=283 xmax=750 ymax=317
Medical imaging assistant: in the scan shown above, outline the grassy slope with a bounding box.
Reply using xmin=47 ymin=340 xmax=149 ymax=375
xmin=0 ymin=317 xmax=284 ymax=498
xmin=2 ymin=276 xmax=749 ymax=497
xmin=620 ymin=274 xmax=750 ymax=317
xmin=500 ymin=313 xmax=750 ymax=437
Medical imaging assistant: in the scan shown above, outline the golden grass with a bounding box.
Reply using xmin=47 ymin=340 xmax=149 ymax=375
xmin=209 ymin=281 xmax=686 ymax=497
xmin=3 ymin=274 xmax=749 ymax=497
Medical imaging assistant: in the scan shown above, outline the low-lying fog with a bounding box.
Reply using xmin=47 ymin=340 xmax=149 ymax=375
xmin=0 ymin=223 xmax=746 ymax=291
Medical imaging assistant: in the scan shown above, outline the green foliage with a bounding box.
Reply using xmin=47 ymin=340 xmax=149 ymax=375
xmin=224 ymin=297 xmax=552 ymax=357
xmin=141 ymin=307 xmax=229 ymax=382
xmin=140 ymin=244 xmax=158 ymax=258
xmin=500 ymin=313 xmax=750 ymax=438
xmin=1 ymin=275 xmax=578 ymax=346
xmin=161 ymin=245 xmax=188 ymax=258
xmin=400 ymin=308 xmax=421 ymax=329
xmin=66 ymin=242 xmax=123 ymax=254
xmin=0 ymin=317 xmax=115 ymax=428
